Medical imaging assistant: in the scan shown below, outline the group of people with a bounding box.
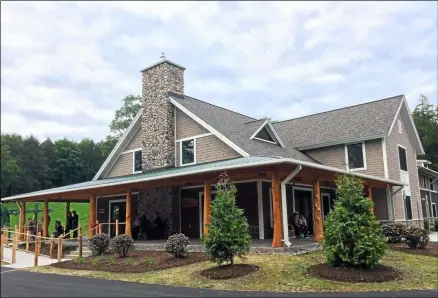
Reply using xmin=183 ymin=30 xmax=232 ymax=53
xmin=132 ymin=212 xmax=166 ymax=240
xmin=50 ymin=210 xmax=79 ymax=238
xmin=289 ymin=212 xmax=309 ymax=238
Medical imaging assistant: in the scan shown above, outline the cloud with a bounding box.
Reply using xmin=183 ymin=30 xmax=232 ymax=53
xmin=1 ymin=1 xmax=437 ymax=142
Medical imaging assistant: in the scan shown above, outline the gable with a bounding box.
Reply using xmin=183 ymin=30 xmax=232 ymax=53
xmin=175 ymin=108 xmax=208 ymax=139
xmin=255 ymin=127 xmax=275 ymax=142
xmin=249 ymin=119 xmax=285 ymax=147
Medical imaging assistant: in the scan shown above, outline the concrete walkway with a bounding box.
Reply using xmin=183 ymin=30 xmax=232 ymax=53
xmin=1 ymin=247 xmax=68 ymax=269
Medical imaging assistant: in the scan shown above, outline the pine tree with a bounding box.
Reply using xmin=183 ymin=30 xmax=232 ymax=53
xmin=202 ymin=173 xmax=251 ymax=266
xmin=323 ymin=174 xmax=387 ymax=268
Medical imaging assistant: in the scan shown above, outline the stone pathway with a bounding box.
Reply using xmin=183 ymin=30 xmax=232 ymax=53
xmin=1 ymin=247 xmax=68 ymax=269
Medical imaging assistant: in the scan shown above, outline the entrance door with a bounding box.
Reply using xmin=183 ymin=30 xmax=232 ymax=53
xmin=322 ymin=193 xmax=331 ymax=222
xmin=181 ymin=197 xmax=199 ymax=238
xmin=293 ymin=188 xmax=313 ymax=234
xmin=109 ymin=201 xmax=126 ymax=237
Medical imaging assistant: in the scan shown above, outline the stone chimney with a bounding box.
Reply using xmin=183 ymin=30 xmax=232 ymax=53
xmin=140 ymin=59 xmax=185 ymax=171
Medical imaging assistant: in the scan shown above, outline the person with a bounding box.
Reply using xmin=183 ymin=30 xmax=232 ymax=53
xmin=72 ymin=210 xmax=79 ymax=238
xmin=153 ymin=212 xmax=164 ymax=239
xmin=28 ymin=218 xmax=35 ymax=236
xmin=132 ymin=216 xmax=140 ymax=240
xmin=288 ymin=216 xmax=296 ymax=239
xmin=299 ymin=214 xmax=309 ymax=238
xmin=292 ymin=213 xmax=302 ymax=238
xmin=53 ymin=220 xmax=64 ymax=238
xmin=65 ymin=211 xmax=72 ymax=239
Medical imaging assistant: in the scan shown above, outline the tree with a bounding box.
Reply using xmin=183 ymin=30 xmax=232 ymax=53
xmin=323 ymin=174 xmax=387 ymax=268
xmin=97 ymin=135 xmax=118 ymax=160
xmin=412 ymin=94 xmax=438 ymax=170
xmin=109 ymin=94 xmax=141 ymax=138
xmin=202 ymin=173 xmax=251 ymax=266
xmin=53 ymin=138 xmax=84 ymax=186
xmin=40 ymin=138 xmax=56 ymax=190
xmin=78 ymin=138 xmax=104 ymax=181
xmin=0 ymin=137 xmax=19 ymax=198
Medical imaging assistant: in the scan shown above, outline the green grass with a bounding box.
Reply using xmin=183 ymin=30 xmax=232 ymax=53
xmin=2 ymin=202 xmax=89 ymax=233
xmin=25 ymin=250 xmax=437 ymax=292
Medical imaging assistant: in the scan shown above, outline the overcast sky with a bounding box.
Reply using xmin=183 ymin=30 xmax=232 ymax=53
xmin=1 ymin=1 xmax=437 ymax=142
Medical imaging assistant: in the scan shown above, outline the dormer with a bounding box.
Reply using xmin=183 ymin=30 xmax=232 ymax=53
xmin=250 ymin=119 xmax=285 ymax=147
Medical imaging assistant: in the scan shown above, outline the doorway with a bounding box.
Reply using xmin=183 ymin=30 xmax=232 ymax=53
xmin=322 ymin=193 xmax=331 ymax=222
xmin=109 ymin=200 xmax=126 ymax=237
xmin=293 ymin=188 xmax=313 ymax=234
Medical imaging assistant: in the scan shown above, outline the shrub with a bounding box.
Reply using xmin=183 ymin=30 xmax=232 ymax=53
xmin=405 ymin=226 xmax=429 ymax=249
xmin=88 ymin=233 xmax=110 ymax=255
xmin=323 ymin=175 xmax=387 ymax=268
xmin=165 ymin=233 xmax=190 ymax=258
xmin=380 ymin=222 xmax=407 ymax=243
xmin=434 ymin=220 xmax=438 ymax=231
xmin=423 ymin=220 xmax=429 ymax=230
xmin=110 ymin=234 xmax=134 ymax=258
xmin=202 ymin=173 xmax=251 ymax=266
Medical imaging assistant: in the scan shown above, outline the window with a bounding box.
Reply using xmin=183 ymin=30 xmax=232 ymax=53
xmin=398 ymin=119 xmax=402 ymax=134
xmin=432 ymin=203 xmax=437 ymax=218
xmin=430 ymin=177 xmax=434 ymax=191
xmin=345 ymin=142 xmax=366 ymax=170
xmin=133 ymin=150 xmax=142 ymax=173
xmin=404 ymin=195 xmax=413 ymax=220
xmin=255 ymin=127 xmax=275 ymax=143
xmin=181 ymin=139 xmax=195 ymax=165
xmin=398 ymin=146 xmax=407 ymax=171
xmin=423 ymin=176 xmax=427 ymax=189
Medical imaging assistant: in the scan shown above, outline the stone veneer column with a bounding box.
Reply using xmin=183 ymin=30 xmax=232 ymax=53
xmin=138 ymin=59 xmax=185 ymax=236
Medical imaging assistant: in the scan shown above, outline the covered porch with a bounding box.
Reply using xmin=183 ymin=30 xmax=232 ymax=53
xmin=2 ymin=156 xmax=405 ymax=248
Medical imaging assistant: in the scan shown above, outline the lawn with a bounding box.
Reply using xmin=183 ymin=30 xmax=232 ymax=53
xmin=1 ymin=202 xmax=89 ymax=234
xmin=26 ymin=250 xmax=437 ymax=292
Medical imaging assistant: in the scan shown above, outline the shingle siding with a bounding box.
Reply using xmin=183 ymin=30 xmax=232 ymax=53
xmin=175 ymin=108 xmax=208 ymax=140
xmin=304 ymin=145 xmax=346 ymax=169
xmin=386 ymin=114 xmax=422 ymax=221
xmin=106 ymin=153 xmax=132 ymax=178
xmin=124 ymin=127 xmax=142 ymax=151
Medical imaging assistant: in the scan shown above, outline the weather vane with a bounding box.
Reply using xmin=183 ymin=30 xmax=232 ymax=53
xmin=160 ymin=52 xmax=166 ymax=60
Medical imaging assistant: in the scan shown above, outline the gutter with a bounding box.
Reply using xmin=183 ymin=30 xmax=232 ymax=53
xmin=1 ymin=157 xmax=406 ymax=202
xmin=281 ymin=165 xmax=302 ymax=247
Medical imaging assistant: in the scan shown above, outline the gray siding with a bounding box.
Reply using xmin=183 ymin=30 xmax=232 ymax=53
xmin=106 ymin=153 xmax=132 ymax=178
xmin=124 ymin=127 xmax=142 ymax=151
xmin=372 ymin=187 xmax=389 ymax=220
xmin=305 ymin=139 xmax=385 ymax=177
xmin=386 ymin=114 xmax=422 ymax=220
xmin=175 ymin=108 xmax=208 ymax=140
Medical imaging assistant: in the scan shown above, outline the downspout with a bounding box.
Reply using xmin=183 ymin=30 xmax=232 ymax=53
xmin=281 ymin=165 xmax=302 ymax=247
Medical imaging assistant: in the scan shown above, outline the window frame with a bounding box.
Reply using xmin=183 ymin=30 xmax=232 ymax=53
xmin=404 ymin=194 xmax=413 ymax=220
xmin=344 ymin=141 xmax=367 ymax=171
xmin=423 ymin=175 xmax=428 ymax=189
xmin=397 ymin=145 xmax=408 ymax=172
xmin=132 ymin=149 xmax=142 ymax=174
xmin=432 ymin=203 xmax=437 ymax=218
xmin=180 ymin=138 xmax=196 ymax=166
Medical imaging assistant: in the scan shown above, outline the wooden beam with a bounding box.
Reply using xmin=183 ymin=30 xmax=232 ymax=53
xmin=365 ymin=185 xmax=374 ymax=215
xmin=271 ymin=171 xmax=282 ymax=248
xmin=43 ymin=199 xmax=49 ymax=237
xmin=125 ymin=191 xmax=132 ymax=238
xmin=313 ymin=180 xmax=323 ymax=242
xmin=89 ymin=194 xmax=96 ymax=238
xmin=19 ymin=201 xmax=26 ymax=241
xmin=203 ymin=182 xmax=211 ymax=235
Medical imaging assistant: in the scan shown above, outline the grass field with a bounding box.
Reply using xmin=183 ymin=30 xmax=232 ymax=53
xmin=1 ymin=202 xmax=89 ymax=234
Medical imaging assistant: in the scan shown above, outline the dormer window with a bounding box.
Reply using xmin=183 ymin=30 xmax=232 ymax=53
xmin=255 ymin=127 xmax=275 ymax=143
xmin=249 ymin=119 xmax=285 ymax=147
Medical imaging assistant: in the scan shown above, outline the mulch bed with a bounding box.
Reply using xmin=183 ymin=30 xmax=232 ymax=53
xmin=389 ymin=242 xmax=438 ymax=257
xmin=17 ymin=243 xmax=73 ymax=258
xmin=51 ymin=250 xmax=209 ymax=273
xmin=200 ymin=264 xmax=259 ymax=280
xmin=308 ymin=263 xmax=400 ymax=283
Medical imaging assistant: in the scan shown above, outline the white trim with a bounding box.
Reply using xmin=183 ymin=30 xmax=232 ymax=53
xmin=132 ymin=149 xmax=142 ymax=174
xmin=382 ymin=138 xmax=389 ymax=179
xmin=388 ymin=99 xmax=404 ymax=135
xmin=249 ymin=119 xmax=285 ymax=148
xmin=397 ymin=144 xmax=408 ymax=171
xmin=344 ymin=141 xmax=367 ymax=171
xmin=432 ymin=203 xmax=437 ymax=218
xmin=122 ymin=147 xmax=142 ymax=155
xmin=420 ymin=188 xmax=438 ymax=194
xmin=257 ymin=181 xmax=264 ymax=240
xmin=398 ymin=119 xmax=402 ymax=134
xmin=296 ymin=135 xmax=385 ymax=151
xmin=179 ymin=138 xmax=196 ymax=166
xmin=93 ymin=109 xmax=143 ymax=181
xmin=176 ymin=133 xmax=212 ymax=142
xmin=281 ymin=166 xmax=302 ymax=246
xmin=170 ymin=97 xmax=250 ymax=157
xmin=2 ymin=156 xmax=407 ymax=202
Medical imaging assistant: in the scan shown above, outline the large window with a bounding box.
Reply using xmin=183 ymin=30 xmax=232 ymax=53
xmin=404 ymin=194 xmax=413 ymax=220
xmin=345 ymin=142 xmax=366 ymax=170
xmin=398 ymin=146 xmax=407 ymax=171
xmin=181 ymin=139 xmax=195 ymax=165
xmin=133 ymin=150 xmax=142 ymax=173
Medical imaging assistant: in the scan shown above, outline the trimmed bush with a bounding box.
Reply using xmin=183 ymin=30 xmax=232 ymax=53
xmin=434 ymin=220 xmax=438 ymax=231
xmin=405 ymin=226 xmax=429 ymax=249
xmin=323 ymin=174 xmax=387 ymax=268
xmin=110 ymin=234 xmax=134 ymax=257
xmin=423 ymin=220 xmax=429 ymax=230
xmin=165 ymin=233 xmax=190 ymax=258
xmin=202 ymin=173 xmax=251 ymax=266
xmin=380 ymin=222 xmax=407 ymax=243
xmin=88 ymin=233 xmax=110 ymax=255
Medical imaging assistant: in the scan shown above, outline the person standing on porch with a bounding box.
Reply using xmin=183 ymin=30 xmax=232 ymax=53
xmin=65 ymin=211 xmax=72 ymax=239
xmin=72 ymin=210 xmax=79 ymax=238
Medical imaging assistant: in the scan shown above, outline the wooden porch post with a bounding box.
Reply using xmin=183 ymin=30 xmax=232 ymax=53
xmin=203 ymin=182 xmax=211 ymax=235
xmin=313 ymin=180 xmax=323 ymax=242
xmin=366 ymin=185 xmax=374 ymax=215
xmin=20 ymin=201 xmax=26 ymax=240
xmin=126 ymin=191 xmax=132 ymax=238
xmin=43 ymin=199 xmax=49 ymax=237
xmin=271 ymin=172 xmax=282 ymax=248
xmin=89 ymin=194 xmax=96 ymax=238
